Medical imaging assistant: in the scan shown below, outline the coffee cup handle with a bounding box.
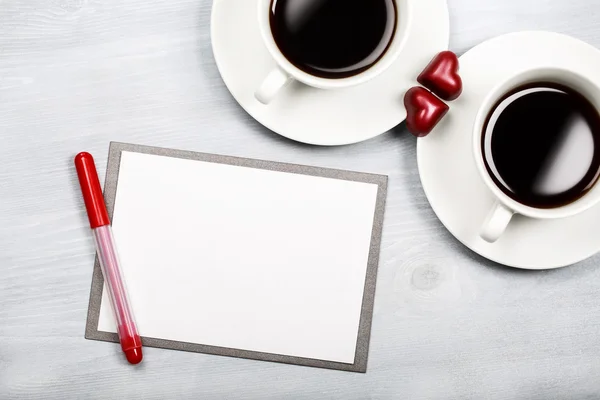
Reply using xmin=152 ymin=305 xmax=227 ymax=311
xmin=255 ymin=66 xmax=293 ymax=104
xmin=480 ymin=201 xmax=514 ymax=243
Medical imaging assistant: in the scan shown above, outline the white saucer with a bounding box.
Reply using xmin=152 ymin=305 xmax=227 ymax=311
xmin=211 ymin=0 xmax=449 ymax=145
xmin=417 ymin=31 xmax=600 ymax=270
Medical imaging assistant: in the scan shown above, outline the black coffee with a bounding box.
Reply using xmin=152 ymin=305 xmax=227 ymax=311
xmin=269 ymin=0 xmax=397 ymax=79
xmin=482 ymin=83 xmax=600 ymax=208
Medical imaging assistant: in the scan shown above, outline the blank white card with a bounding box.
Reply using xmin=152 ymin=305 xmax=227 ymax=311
xmin=96 ymin=149 xmax=382 ymax=366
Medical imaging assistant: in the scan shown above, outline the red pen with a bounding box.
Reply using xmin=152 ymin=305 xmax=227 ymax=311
xmin=75 ymin=152 xmax=143 ymax=364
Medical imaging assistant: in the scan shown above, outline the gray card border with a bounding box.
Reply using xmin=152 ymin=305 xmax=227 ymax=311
xmin=85 ymin=142 xmax=388 ymax=373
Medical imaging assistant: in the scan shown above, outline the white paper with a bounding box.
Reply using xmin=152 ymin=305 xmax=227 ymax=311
xmin=98 ymin=151 xmax=378 ymax=364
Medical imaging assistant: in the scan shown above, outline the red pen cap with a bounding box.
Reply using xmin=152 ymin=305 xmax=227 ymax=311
xmin=74 ymin=152 xmax=110 ymax=229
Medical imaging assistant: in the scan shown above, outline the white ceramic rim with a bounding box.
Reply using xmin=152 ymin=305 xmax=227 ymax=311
xmin=257 ymin=0 xmax=413 ymax=90
xmin=472 ymin=67 xmax=600 ymax=220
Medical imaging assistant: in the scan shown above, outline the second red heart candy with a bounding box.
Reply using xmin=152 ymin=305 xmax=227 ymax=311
xmin=404 ymin=87 xmax=449 ymax=138
xmin=417 ymin=51 xmax=462 ymax=101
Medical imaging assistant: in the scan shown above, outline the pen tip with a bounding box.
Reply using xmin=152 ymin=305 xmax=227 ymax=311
xmin=125 ymin=348 xmax=143 ymax=365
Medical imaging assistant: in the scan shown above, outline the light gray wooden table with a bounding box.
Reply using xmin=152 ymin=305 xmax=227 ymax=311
xmin=2 ymin=0 xmax=600 ymax=399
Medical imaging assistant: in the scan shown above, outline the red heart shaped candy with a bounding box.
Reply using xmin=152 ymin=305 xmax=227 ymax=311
xmin=404 ymin=87 xmax=449 ymax=137
xmin=417 ymin=51 xmax=462 ymax=101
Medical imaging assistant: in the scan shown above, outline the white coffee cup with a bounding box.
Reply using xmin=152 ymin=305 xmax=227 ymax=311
xmin=254 ymin=0 xmax=412 ymax=104
xmin=473 ymin=68 xmax=600 ymax=243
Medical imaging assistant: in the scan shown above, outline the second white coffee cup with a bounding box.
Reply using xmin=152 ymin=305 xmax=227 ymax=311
xmin=473 ymin=68 xmax=600 ymax=243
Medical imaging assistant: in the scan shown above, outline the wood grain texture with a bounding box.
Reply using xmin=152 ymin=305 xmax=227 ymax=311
xmin=2 ymin=0 xmax=600 ymax=398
